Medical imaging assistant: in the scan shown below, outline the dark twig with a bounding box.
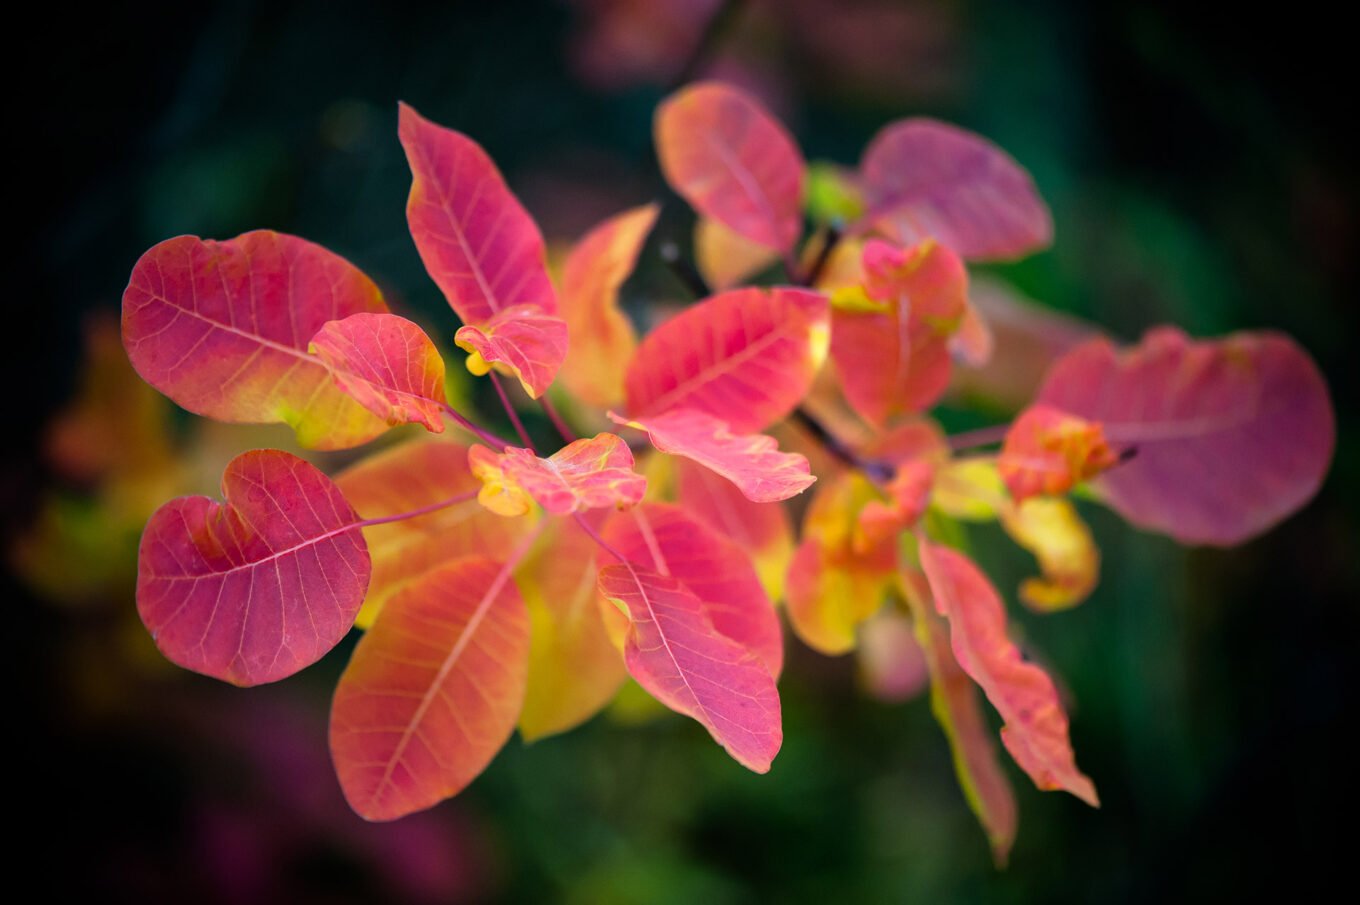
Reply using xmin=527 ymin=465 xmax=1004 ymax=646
xmin=800 ymin=223 xmax=843 ymax=288
xmin=660 ymin=240 xmax=713 ymax=298
xmin=668 ymin=0 xmax=746 ymax=91
xmin=791 ymin=408 xmax=893 ymax=483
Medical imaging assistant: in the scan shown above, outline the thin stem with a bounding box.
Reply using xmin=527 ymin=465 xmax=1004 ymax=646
xmin=660 ymin=241 xmax=712 ymax=298
xmin=355 ymin=489 xmax=479 ymax=530
xmin=489 ymin=371 xmax=537 ymax=452
xmin=441 ymin=403 xmax=514 ymax=450
xmin=573 ymin=512 xmax=629 ymax=564
xmin=668 ymin=0 xmax=745 ymax=90
xmin=800 ymin=223 xmax=842 ymax=288
xmin=946 ymin=423 xmax=1011 ymax=452
xmin=791 ymin=407 xmax=892 ymax=483
xmin=540 ymin=395 xmax=577 ymax=444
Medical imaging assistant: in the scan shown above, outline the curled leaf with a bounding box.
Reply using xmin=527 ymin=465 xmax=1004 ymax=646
xmin=918 ymin=539 xmax=1099 ymax=807
xmin=453 ymin=303 xmax=568 ymax=398
xmin=1001 ymin=498 xmax=1099 ymax=612
xmin=310 ymin=313 xmax=448 ymax=432
xmin=610 ymin=408 xmax=814 ymax=503
xmin=469 ymin=433 xmax=647 ymax=516
xmin=998 ymin=403 xmax=1119 ymax=503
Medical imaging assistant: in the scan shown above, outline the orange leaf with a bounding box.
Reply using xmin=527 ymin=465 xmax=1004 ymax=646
xmin=610 ymin=408 xmax=814 ymax=503
xmin=997 ymin=403 xmax=1118 ymax=503
xmin=330 ymin=556 xmax=530 ymax=820
xmin=655 ymin=81 xmax=805 ymax=254
xmin=468 ymin=433 xmax=646 ymax=516
xmin=518 ymin=515 xmax=626 ymax=741
xmin=453 ymin=303 xmax=568 ymax=398
xmin=917 ymin=539 xmax=1099 ymax=806
xmin=559 ymin=204 xmax=658 ymax=407
xmin=310 ymin=312 xmax=448 ymax=432
xmin=694 ymin=216 xmax=780 ymax=290
xmin=1001 ymin=498 xmax=1100 ymax=612
xmin=785 ymin=472 xmax=897 ymax=655
xmin=336 ymin=439 xmax=535 ymax=628
xmin=831 ymin=240 xmax=968 ymax=425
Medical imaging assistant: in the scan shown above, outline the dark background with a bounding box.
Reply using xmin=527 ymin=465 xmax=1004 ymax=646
xmin=9 ymin=1 xmax=1356 ymax=901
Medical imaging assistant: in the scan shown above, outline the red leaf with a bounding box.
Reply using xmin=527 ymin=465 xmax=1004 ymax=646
xmin=918 ymin=539 xmax=1099 ymax=807
xmin=1038 ymin=327 xmax=1335 ymax=545
xmin=560 ymin=204 xmax=658 ymax=407
xmin=336 ymin=439 xmax=535 ymax=628
xmin=398 ymin=102 xmax=556 ymax=326
xmin=655 ymin=81 xmax=805 ymax=253
xmin=468 ymin=433 xmax=646 ymax=516
xmin=597 ymin=563 xmax=783 ymax=772
xmin=673 ymin=456 xmax=794 ymax=601
xmin=136 ymin=449 xmax=370 ymax=686
xmin=625 ymin=286 xmax=829 ymax=432
xmin=602 ymin=503 xmax=783 ymax=677
xmin=122 ymin=231 xmax=390 ymax=450
xmin=610 ymin=408 xmax=814 ymax=503
xmin=330 ymin=556 xmax=530 ymax=821
xmin=518 ymin=516 xmax=626 ymax=741
xmin=856 ymin=458 xmax=936 ymax=547
xmin=900 ymin=570 xmax=1018 ymax=865
xmin=831 ymin=239 xmax=968 ymax=425
xmin=997 ymin=403 xmax=1119 ymax=503
xmin=453 ymin=303 xmax=568 ymax=399
xmin=310 ymin=313 xmax=448 ymax=432
xmin=860 ymin=118 xmax=1052 ymax=261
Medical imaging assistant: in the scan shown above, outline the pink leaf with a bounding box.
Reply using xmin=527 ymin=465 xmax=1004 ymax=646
xmin=597 ymin=562 xmax=783 ymax=772
xmin=310 ymin=313 xmax=448 ymax=432
xmin=330 ymin=556 xmax=530 ymax=820
xmin=655 ymin=81 xmax=806 ymax=253
xmin=625 ymin=286 xmax=829 ymax=432
xmin=122 ymin=230 xmax=390 ymax=450
xmin=860 ymin=119 xmax=1052 ymax=261
xmin=136 ymin=449 xmax=370 ymax=686
xmin=1038 ymin=327 xmax=1335 ymax=545
xmin=602 ymin=503 xmax=783 ymax=677
xmin=399 ymin=102 xmax=556 ymax=326
xmin=610 ymin=408 xmax=814 ymax=503
xmin=918 ymin=539 xmax=1098 ymax=806
xmin=997 ymin=403 xmax=1119 ymax=503
xmin=453 ymin=303 xmax=568 ymax=398
xmin=468 ymin=433 xmax=646 ymax=516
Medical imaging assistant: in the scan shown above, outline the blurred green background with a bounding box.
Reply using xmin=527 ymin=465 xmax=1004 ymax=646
xmin=9 ymin=1 xmax=1356 ymax=901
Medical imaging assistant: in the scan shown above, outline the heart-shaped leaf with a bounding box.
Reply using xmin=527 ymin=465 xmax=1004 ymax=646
xmin=136 ymin=449 xmax=370 ymax=686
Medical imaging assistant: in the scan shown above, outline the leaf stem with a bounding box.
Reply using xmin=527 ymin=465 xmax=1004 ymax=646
xmin=573 ymin=512 xmax=629 ymax=564
xmin=540 ymin=395 xmax=577 ymax=444
xmin=441 ymin=403 xmax=515 ymax=450
xmin=668 ymin=0 xmax=745 ymax=91
xmin=790 ymin=407 xmax=892 ymax=483
xmin=354 ymin=488 xmax=480 ymax=529
xmin=946 ymin=423 xmax=1011 ymax=452
xmin=489 ymin=371 xmax=537 ymax=452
